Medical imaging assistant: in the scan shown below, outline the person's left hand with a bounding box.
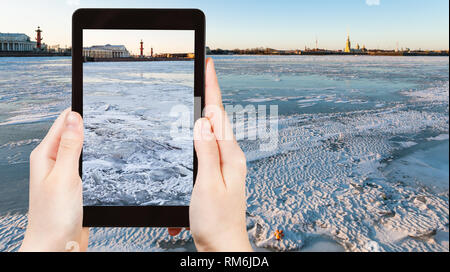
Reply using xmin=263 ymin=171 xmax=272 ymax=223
xmin=20 ymin=108 xmax=89 ymax=252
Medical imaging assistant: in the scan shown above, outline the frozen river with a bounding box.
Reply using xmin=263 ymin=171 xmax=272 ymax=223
xmin=0 ymin=55 xmax=448 ymax=251
xmin=82 ymin=61 xmax=194 ymax=206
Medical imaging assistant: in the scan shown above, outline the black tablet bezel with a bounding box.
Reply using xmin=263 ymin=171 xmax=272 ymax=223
xmin=72 ymin=8 xmax=205 ymax=227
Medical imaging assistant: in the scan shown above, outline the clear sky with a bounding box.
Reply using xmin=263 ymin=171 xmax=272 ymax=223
xmin=0 ymin=0 xmax=448 ymax=50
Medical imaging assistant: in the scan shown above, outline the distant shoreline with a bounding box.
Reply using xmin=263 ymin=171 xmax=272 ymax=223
xmin=0 ymin=52 xmax=70 ymax=57
xmin=83 ymin=57 xmax=193 ymax=62
xmin=209 ymin=48 xmax=449 ymax=57
xmin=208 ymin=51 xmax=449 ymax=57
xmin=1 ymin=53 xmax=448 ymax=58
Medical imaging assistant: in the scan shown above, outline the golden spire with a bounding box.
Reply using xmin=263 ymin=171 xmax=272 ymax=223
xmin=345 ymin=33 xmax=351 ymax=53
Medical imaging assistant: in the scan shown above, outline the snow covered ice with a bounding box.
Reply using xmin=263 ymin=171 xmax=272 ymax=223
xmin=0 ymin=55 xmax=448 ymax=251
xmin=82 ymin=61 xmax=194 ymax=206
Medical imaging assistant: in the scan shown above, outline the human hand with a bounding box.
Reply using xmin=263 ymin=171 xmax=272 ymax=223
xmin=169 ymin=58 xmax=252 ymax=251
xmin=19 ymin=109 xmax=89 ymax=252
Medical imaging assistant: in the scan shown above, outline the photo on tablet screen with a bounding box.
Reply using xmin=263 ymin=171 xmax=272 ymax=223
xmin=82 ymin=30 xmax=194 ymax=206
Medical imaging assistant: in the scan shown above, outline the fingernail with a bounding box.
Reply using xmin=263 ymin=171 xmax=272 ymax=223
xmin=205 ymin=111 xmax=213 ymax=119
xmin=201 ymin=119 xmax=213 ymax=136
xmin=65 ymin=111 xmax=80 ymax=129
xmin=207 ymin=57 xmax=214 ymax=67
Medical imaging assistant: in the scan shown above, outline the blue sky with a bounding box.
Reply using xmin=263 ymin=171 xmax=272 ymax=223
xmin=0 ymin=0 xmax=448 ymax=50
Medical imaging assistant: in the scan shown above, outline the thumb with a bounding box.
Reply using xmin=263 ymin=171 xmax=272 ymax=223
xmin=194 ymin=118 xmax=224 ymax=189
xmin=54 ymin=111 xmax=84 ymax=176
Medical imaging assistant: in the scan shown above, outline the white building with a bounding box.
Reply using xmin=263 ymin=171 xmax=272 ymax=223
xmin=83 ymin=44 xmax=130 ymax=58
xmin=0 ymin=33 xmax=36 ymax=51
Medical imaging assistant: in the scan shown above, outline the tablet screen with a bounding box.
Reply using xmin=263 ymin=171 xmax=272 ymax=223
xmin=82 ymin=30 xmax=194 ymax=206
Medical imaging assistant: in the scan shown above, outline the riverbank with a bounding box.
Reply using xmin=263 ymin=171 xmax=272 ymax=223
xmin=299 ymin=51 xmax=449 ymax=56
xmin=83 ymin=57 xmax=193 ymax=62
xmin=209 ymin=48 xmax=449 ymax=57
xmin=0 ymin=51 xmax=70 ymax=57
xmin=2 ymin=51 xmax=448 ymax=58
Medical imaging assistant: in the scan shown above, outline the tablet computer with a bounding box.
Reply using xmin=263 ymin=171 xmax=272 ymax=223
xmin=72 ymin=8 xmax=205 ymax=227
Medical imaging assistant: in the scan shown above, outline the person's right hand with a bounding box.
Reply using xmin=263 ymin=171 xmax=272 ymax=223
xmin=189 ymin=58 xmax=252 ymax=251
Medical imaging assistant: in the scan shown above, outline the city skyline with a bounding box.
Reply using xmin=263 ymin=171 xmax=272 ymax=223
xmin=0 ymin=0 xmax=448 ymax=51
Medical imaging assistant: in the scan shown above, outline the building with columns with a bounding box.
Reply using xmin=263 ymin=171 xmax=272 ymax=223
xmin=0 ymin=33 xmax=37 ymax=51
xmin=83 ymin=44 xmax=130 ymax=58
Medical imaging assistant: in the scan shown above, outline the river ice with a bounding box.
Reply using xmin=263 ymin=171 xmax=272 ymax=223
xmin=82 ymin=61 xmax=194 ymax=206
xmin=0 ymin=55 xmax=448 ymax=251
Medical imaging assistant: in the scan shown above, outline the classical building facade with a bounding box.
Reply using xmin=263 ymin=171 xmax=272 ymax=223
xmin=0 ymin=33 xmax=37 ymax=51
xmin=83 ymin=44 xmax=130 ymax=58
